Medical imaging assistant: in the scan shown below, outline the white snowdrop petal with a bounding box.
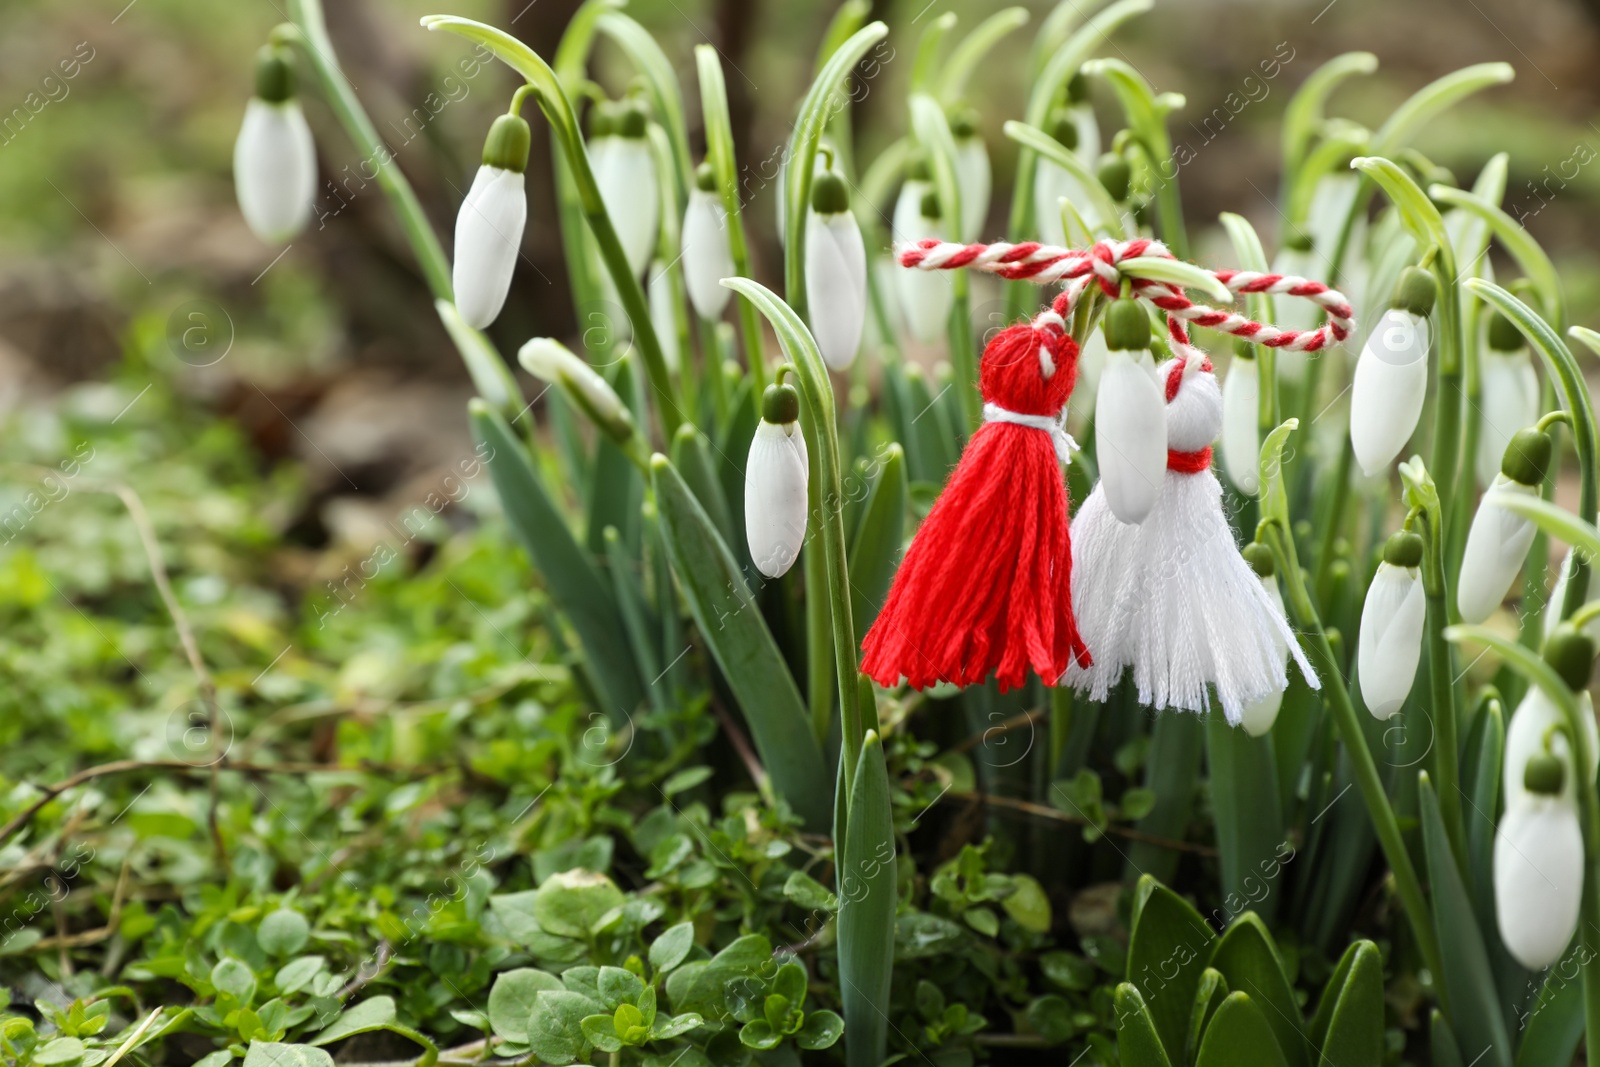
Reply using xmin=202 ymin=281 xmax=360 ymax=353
xmin=1495 ymin=798 xmax=1584 ymax=970
xmin=1476 ymin=350 xmax=1540 ymax=487
xmin=1350 ymin=309 xmax=1430 ymax=477
xmin=1071 ymin=104 xmax=1100 ymax=166
xmin=805 ymin=210 xmax=868 ymax=370
xmin=892 ymin=182 xmax=952 ymax=344
xmin=1546 ymin=555 xmax=1600 ymax=644
xmin=1094 ymin=349 xmax=1167 ymax=525
xmin=647 ymin=262 xmax=680 ymax=373
xmin=234 ymin=98 xmax=317 ymax=243
xmin=451 ymin=166 xmax=526 ymax=330
xmin=1457 ymin=477 xmax=1539 ymax=624
xmin=1503 ymin=688 xmax=1598 ymax=811
xmin=1357 ymin=562 xmax=1425 ymax=719
xmin=745 ymin=420 xmax=809 ymax=578
xmin=596 ymin=138 xmax=658 ymax=279
xmin=954 ymin=135 xmax=991 ymax=243
xmin=1221 ymin=356 xmax=1261 ymax=495
xmin=681 ymin=190 xmax=733 ymax=320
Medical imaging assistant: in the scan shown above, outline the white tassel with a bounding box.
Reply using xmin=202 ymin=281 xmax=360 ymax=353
xmin=1065 ymin=356 xmax=1317 ymax=724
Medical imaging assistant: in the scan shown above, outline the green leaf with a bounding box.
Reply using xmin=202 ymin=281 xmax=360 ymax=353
xmin=273 ymin=956 xmax=325 ymax=996
xmin=1205 ymin=716 xmax=1286 ymax=928
xmin=598 ymin=966 xmax=646 ymax=1009
xmin=309 ymin=996 xmax=396 ymax=1046
xmin=1208 ymin=915 xmax=1304 ymax=1067
xmin=1000 ymin=873 xmax=1052 ymax=934
xmin=529 ymin=990 xmax=604 ymax=1066
xmin=650 ymin=455 xmax=832 ymax=829
xmin=1318 ymin=940 xmax=1382 ymax=1067
xmin=836 ymin=730 xmax=898 ymax=1067
xmin=939 ymin=8 xmax=1029 ymax=103
xmin=649 ymin=922 xmax=696 ymax=974
xmin=489 ymin=969 xmax=564 ymax=1043
xmin=212 ymin=958 xmax=257 ymax=1006
xmin=1185 ymin=968 xmax=1228 ymax=1064
xmin=1462 ymin=698 xmax=1506 ymax=956
xmin=783 ymin=870 xmax=839 ymax=913
xmin=1113 ymin=983 xmax=1173 ymax=1067
xmin=652 ymin=1012 xmax=704 ymax=1040
xmin=1281 ymin=52 xmax=1377 ymax=175
xmin=1258 ymin=419 xmax=1298 ymax=530
xmin=593 ymin=12 xmax=691 ymax=196
xmin=1370 ymin=63 xmax=1516 ymax=158
xmin=1193 ymin=993 xmax=1288 ymax=1067
xmin=33 ymin=1038 xmax=87 ymax=1067
xmin=669 ymin=424 xmax=735 ymax=550
xmin=1429 ymin=184 xmax=1564 ymax=331
xmin=782 ymin=21 xmax=889 ymax=320
xmin=256 ymin=910 xmax=310 ymax=958
xmin=796 ymin=1009 xmax=844 ymax=1050
xmin=434 ymin=299 xmax=524 ymax=421
xmin=534 ymin=870 xmax=627 ymax=940
xmin=1431 ymin=1009 xmax=1463 ymax=1067
xmin=1496 ymin=495 xmax=1600 ymax=560
xmin=1350 ymin=156 xmax=1453 ymax=267
xmin=586 ymin=361 xmax=642 ymax=558
xmin=1125 ymin=875 xmax=1216 ymax=1063
xmin=1514 ymin=965 xmax=1585 ymax=1067
xmin=241 ymin=1044 xmax=333 ymax=1067
xmin=847 ymin=443 xmax=906 ymax=636
xmin=1419 ymin=775 xmax=1511 ymax=1067
xmin=739 ymin=1019 xmax=779 ymax=1050
xmin=664 ymin=934 xmax=774 ymax=1021
xmin=581 ymin=1013 xmax=622 ymax=1052
xmin=470 ymin=400 xmax=644 ymax=719
xmin=1002 ymin=120 xmax=1128 ymax=242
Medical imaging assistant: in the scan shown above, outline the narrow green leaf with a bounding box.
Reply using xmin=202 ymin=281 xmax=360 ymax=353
xmin=1281 ymin=52 xmax=1378 ymax=175
xmin=1431 ymin=1009 xmax=1464 ymax=1067
xmin=1370 ymin=63 xmax=1515 ymax=158
xmin=1419 ymin=774 xmax=1511 ymax=1067
xmin=1430 ymin=183 xmax=1562 ymax=332
xmin=1208 ymin=915 xmax=1304 ymax=1067
xmin=603 ymin=528 xmax=662 ymax=710
xmin=1184 ymin=968 xmax=1228 ymax=1065
xmin=310 ymin=997 xmax=397 ymax=1046
xmin=1497 ymin=495 xmax=1600 ymax=560
xmin=1306 ymin=940 xmax=1360 ymax=1051
xmin=1351 ymin=156 xmax=1452 ymax=262
xmin=585 ymin=361 xmax=641 ymax=556
xmin=1125 ymin=711 xmax=1202 ymax=884
xmin=650 ymin=455 xmax=831 ymax=829
xmin=669 ymin=424 xmax=735 ymax=551
xmin=1204 ymin=719 xmax=1285 ymax=928
xmin=435 ymin=300 xmax=524 ymax=420
xmin=1002 ymin=120 xmax=1128 ymax=240
xmin=1125 ymin=875 xmax=1216 ymax=1063
xmin=1317 ymin=941 xmax=1383 ymax=1066
xmin=1115 ymin=983 xmax=1174 ymax=1067
xmin=1462 ymin=698 xmax=1506 ymax=962
xmin=471 ymin=400 xmax=643 ymax=720
xmin=1258 ymin=419 xmax=1298 ymax=530
xmin=847 ymin=444 xmax=906 ymax=636
xmin=837 ymin=730 xmax=897 ymax=1067
xmin=940 ymin=8 xmax=1029 ymax=103
xmin=1194 ymin=993 xmax=1288 ymax=1067
xmin=1513 ymin=965 xmax=1585 ymax=1067
xmin=594 ymin=12 xmax=691 ymax=197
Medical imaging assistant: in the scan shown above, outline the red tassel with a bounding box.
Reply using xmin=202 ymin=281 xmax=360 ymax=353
xmin=861 ymin=318 xmax=1091 ymax=692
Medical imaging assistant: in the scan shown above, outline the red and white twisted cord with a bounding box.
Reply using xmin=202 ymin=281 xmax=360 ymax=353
xmin=899 ymin=237 xmax=1355 ymax=354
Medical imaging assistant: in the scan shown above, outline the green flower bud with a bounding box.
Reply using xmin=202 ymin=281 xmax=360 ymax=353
xmin=1232 ymin=337 xmax=1255 ymax=361
xmin=907 ymin=151 xmax=931 ymax=181
xmin=919 ymin=188 xmax=942 ymax=220
xmin=1097 ymin=152 xmax=1131 ymax=203
xmin=1383 ymin=530 xmax=1424 ymax=569
xmin=1486 ymin=310 xmax=1523 ymax=352
xmin=481 ymin=113 xmax=531 ymax=173
xmin=1049 ymin=108 xmax=1079 ymax=152
xmin=1066 ymin=72 xmax=1089 ymax=104
xmin=617 ymin=99 xmax=649 ymax=139
xmin=1284 ymin=230 xmax=1313 ymax=253
xmin=588 ymin=100 xmax=619 ymax=139
xmin=1500 ymin=427 xmax=1552 ymax=487
xmin=694 ymin=161 xmax=717 ymax=192
xmin=949 ymin=107 xmax=979 ymax=139
xmin=1392 ymin=266 xmax=1437 ymax=318
xmin=1242 ymin=542 xmax=1275 ymax=577
xmin=1545 ymin=622 xmax=1596 ymax=692
xmin=811 ymin=169 xmax=849 ymax=215
xmin=1104 ymin=299 xmax=1150 ymax=352
xmin=255 ymin=44 xmax=294 ymax=104
xmin=1523 ymin=751 xmax=1566 ymax=796
xmin=763 ymin=381 xmax=800 ymax=425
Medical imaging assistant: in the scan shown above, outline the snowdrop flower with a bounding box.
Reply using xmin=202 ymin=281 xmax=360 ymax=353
xmin=1546 ymin=554 xmax=1600 ymax=644
xmin=1350 ymin=267 xmax=1435 ymax=477
xmin=893 ymin=159 xmax=952 ymax=345
xmin=647 ymin=261 xmax=680 ymax=372
xmin=1034 ymin=108 xmax=1099 ymax=245
xmin=1502 ymin=682 xmax=1597 ymax=812
xmin=681 ymin=162 xmax=733 ymax=321
xmin=950 ymin=109 xmax=990 ymax=243
xmin=451 ymin=112 xmax=530 ymax=330
xmin=1221 ymin=340 xmax=1261 ymax=495
xmin=234 ymin=44 xmax=317 ymax=244
xmin=804 ymin=167 xmax=867 ymax=371
xmin=1458 ymin=427 xmax=1550 ymax=624
xmin=1270 ymin=232 xmax=1318 ymax=384
xmin=1240 ymin=543 xmax=1287 ymax=736
xmin=745 ymin=380 xmax=809 ymax=578
xmin=518 ymin=338 xmax=634 ymax=444
xmin=1358 ymin=530 xmax=1426 ymax=719
xmin=1094 ymin=299 xmax=1167 ymax=525
xmin=1495 ymin=750 xmax=1584 ymax=970
xmin=1476 ymin=311 xmax=1540 ymax=488
xmin=592 ymin=99 xmax=658 ymax=280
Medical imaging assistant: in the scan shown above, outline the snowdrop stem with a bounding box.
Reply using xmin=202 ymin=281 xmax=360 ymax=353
xmin=1262 ymin=519 xmax=1448 ymax=997
xmin=290 ymin=0 xmax=453 ymax=302
xmin=1572 ymin=602 xmax=1600 ymax=631
xmin=508 ymin=82 xmax=538 ymax=116
xmin=1537 ymin=410 xmax=1573 ymax=434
